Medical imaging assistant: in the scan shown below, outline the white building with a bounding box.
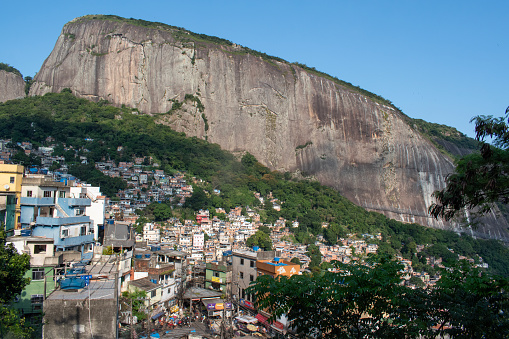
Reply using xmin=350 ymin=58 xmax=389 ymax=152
xmin=69 ymin=185 xmax=105 ymax=241
xmin=143 ymin=223 xmax=161 ymax=243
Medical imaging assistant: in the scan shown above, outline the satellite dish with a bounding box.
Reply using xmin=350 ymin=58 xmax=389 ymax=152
xmin=4 ymin=184 xmax=9 ymax=190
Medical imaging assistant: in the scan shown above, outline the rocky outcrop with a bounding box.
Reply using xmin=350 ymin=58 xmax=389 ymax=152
xmin=0 ymin=70 xmax=25 ymax=102
xmin=31 ymin=16 xmax=509 ymax=240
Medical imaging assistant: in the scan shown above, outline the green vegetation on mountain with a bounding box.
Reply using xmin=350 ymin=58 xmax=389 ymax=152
xmin=0 ymin=92 xmax=508 ymax=276
xmin=0 ymin=62 xmax=22 ymax=78
xmin=407 ymin=117 xmax=479 ymax=158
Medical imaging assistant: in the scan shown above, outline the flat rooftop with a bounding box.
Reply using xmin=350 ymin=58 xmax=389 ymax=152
xmin=48 ymin=279 xmax=116 ymax=301
xmin=46 ymin=255 xmax=118 ymax=301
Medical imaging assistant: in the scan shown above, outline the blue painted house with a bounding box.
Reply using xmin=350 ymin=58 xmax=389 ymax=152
xmin=20 ymin=176 xmax=96 ymax=252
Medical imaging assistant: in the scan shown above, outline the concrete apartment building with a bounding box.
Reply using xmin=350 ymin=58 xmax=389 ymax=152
xmin=231 ymin=249 xmax=277 ymax=304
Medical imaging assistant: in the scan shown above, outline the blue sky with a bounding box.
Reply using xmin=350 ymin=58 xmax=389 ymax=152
xmin=1 ymin=0 xmax=507 ymax=138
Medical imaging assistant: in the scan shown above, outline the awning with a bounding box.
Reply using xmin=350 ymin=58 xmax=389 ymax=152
xmin=271 ymin=321 xmax=285 ymax=331
xmin=235 ymin=315 xmax=258 ymax=324
xmin=255 ymin=313 xmax=268 ymax=326
xmin=151 ymin=312 xmax=165 ymax=320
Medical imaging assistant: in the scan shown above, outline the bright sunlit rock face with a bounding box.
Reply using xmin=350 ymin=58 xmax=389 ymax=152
xmin=0 ymin=70 xmax=25 ymax=102
xmin=30 ymin=16 xmax=509 ymax=239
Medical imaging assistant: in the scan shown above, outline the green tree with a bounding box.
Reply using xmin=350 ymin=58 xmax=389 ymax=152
xmin=0 ymin=230 xmax=33 ymax=338
xmin=306 ymin=244 xmax=322 ymax=269
xmin=431 ymin=260 xmax=509 ymax=338
xmin=152 ymin=203 xmax=173 ymax=222
xmin=429 ymin=108 xmax=509 ymax=221
xmin=247 ymin=255 xmax=433 ymax=338
xmin=121 ymin=290 xmax=148 ymax=322
xmin=184 ymin=186 xmax=210 ymax=210
xmin=258 ymin=225 xmax=271 ymax=235
xmin=246 ymin=230 xmax=272 ymax=251
xmin=290 ymin=257 xmax=301 ymax=265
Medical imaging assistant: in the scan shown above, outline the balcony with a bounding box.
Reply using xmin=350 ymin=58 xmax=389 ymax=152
xmin=58 ymin=198 xmax=91 ymax=207
xmin=54 ymin=234 xmax=94 ymax=247
xmin=36 ymin=215 xmax=91 ymax=226
xmin=207 ymin=275 xmax=232 ymax=284
xmin=21 ymin=197 xmax=54 ymax=206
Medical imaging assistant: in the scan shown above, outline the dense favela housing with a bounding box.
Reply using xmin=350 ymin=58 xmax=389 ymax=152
xmin=0 ymin=153 xmax=492 ymax=338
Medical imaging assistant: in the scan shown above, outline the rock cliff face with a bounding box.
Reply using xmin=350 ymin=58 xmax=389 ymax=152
xmin=0 ymin=70 xmax=25 ymax=102
xmin=31 ymin=16 xmax=509 ymax=240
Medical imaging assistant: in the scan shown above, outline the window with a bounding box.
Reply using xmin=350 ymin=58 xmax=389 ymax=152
xmin=59 ymin=191 xmax=66 ymax=198
xmin=240 ymin=258 xmax=244 ymax=265
xmin=31 ymin=294 xmax=44 ymax=304
xmin=75 ymin=208 xmax=84 ymax=216
xmin=32 ymin=268 xmax=45 ymax=281
xmin=34 ymin=245 xmax=47 ymax=254
xmin=61 ymin=229 xmax=69 ymax=238
xmin=239 ymin=272 xmax=244 ymax=279
xmin=250 ymin=274 xmax=254 ymax=282
xmin=26 ymin=190 xmax=32 ymax=197
xmin=250 ymin=260 xmax=255 ymax=268
xmin=151 ymin=290 xmax=156 ymax=298
xmin=80 ymin=226 xmax=87 ymax=236
xmin=213 ymin=271 xmax=220 ymax=277
xmin=10 ymin=177 xmax=14 ymax=184
xmin=43 ymin=191 xmax=52 ymax=198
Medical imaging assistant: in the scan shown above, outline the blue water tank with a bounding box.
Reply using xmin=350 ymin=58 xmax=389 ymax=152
xmin=253 ymin=246 xmax=260 ymax=252
xmin=135 ymin=254 xmax=142 ymax=259
xmin=144 ymin=254 xmax=151 ymax=258
xmin=107 ymin=219 xmax=114 ymax=225
xmin=273 ymin=257 xmax=280 ymax=262
xmin=20 ymin=229 xmax=32 ymax=237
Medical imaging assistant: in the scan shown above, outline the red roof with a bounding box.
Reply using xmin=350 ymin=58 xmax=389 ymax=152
xmin=255 ymin=313 xmax=268 ymax=326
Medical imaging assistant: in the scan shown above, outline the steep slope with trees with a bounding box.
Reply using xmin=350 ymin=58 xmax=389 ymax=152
xmin=2 ymin=92 xmax=509 ymax=276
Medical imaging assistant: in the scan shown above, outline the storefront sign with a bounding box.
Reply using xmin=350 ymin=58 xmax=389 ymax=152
xmin=239 ymin=298 xmax=255 ymax=310
xmin=206 ymin=302 xmax=232 ymax=310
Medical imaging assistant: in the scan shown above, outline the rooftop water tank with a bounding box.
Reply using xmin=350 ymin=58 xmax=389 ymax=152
xmin=20 ymin=229 xmax=32 ymax=237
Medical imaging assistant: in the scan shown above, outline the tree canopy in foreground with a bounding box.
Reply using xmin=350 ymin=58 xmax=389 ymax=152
xmin=0 ymin=230 xmax=33 ymax=338
xmin=429 ymin=107 xmax=509 ymax=221
xmin=247 ymin=254 xmax=509 ymax=338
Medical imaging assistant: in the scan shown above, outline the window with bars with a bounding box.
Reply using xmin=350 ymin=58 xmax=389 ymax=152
xmin=31 ymin=294 xmax=44 ymax=304
xmin=32 ymin=268 xmax=44 ymax=281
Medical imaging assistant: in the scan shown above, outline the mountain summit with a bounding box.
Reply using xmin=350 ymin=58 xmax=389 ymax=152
xmin=29 ymin=15 xmax=509 ymax=240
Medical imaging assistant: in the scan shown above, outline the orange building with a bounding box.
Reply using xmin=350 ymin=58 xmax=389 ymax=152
xmin=256 ymin=257 xmax=300 ymax=278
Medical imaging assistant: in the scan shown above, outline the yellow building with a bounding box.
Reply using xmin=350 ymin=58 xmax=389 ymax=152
xmin=0 ymin=164 xmax=24 ymax=234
